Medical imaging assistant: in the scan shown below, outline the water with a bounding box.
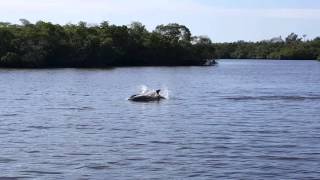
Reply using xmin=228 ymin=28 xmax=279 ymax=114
xmin=0 ymin=60 xmax=320 ymax=179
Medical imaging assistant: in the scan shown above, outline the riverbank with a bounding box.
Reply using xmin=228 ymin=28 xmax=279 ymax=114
xmin=0 ymin=20 xmax=214 ymax=68
xmin=213 ymin=36 xmax=320 ymax=60
xmin=1 ymin=20 xmax=319 ymax=68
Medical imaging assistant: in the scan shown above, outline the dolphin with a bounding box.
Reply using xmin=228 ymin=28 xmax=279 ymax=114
xmin=129 ymin=89 xmax=165 ymax=102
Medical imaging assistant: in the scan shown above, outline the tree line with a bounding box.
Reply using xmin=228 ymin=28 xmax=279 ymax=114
xmin=214 ymin=33 xmax=320 ymax=60
xmin=0 ymin=20 xmax=319 ymax=68
xmin=0 ymin=20 xmax=214 ymax=68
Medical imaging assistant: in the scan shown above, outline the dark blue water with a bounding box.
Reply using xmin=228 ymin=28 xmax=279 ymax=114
xmin=0 ymin=60 xmax=320 ymax=179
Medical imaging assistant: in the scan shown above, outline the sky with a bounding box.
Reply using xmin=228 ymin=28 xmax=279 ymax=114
xmin=0 ymin=0 xmax=320 ymax=42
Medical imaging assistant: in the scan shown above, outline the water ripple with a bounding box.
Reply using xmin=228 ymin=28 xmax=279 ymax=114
xmin=83 ymin=164 xmax=111 ymax=170
xmin=225 ymin=95 xmax=320 ymax=101
xmin=0 ymin=157 xmax=16 ymax=163
xmin=20 ymin=170 xmax=63 ymax=175
xmin=26 ymin=126 xmax=55 ymax=130
xmin=0 ymin=114 xmax=18 ymax=117
xmin=0 ymin=177 xmax=30 ymax=180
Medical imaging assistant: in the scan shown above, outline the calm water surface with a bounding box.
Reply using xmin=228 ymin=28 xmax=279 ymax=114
xmin=0 ymin=60 xmax=320 ymax=179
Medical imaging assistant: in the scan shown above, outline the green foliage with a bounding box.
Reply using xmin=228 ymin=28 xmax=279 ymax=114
xmin=0 ymin=20 xmax=319 ymax=68
xmin=214 ymin=33 xmax=319 ymax=60
xmin=285 ymin=33 xmax=302 ymax=43
xmin=0 ymin=52 xmax=20 ymax=67
xmin=0 ymin=20 xmax=212 ymax=67
xmin=155 ymin=23 xmax=192 ymax=43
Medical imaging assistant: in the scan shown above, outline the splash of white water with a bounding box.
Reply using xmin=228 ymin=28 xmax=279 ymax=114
xmin=139 ymin=85 xmax=152 ymax=94
xmin=161 ymin=86 xmax=170 ymax=99
xmin=138 ymin=85 xmax=170 ymax=99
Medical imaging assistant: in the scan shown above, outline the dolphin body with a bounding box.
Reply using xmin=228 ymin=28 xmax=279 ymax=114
xmin=129 ymin=89 xmax=165 ymax=102
xmin=129 ymin=94 xmax=165 ymax=102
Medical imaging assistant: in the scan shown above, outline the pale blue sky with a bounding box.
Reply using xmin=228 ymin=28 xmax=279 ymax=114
xmin=1 ymin=0 xmax=319 ymax=42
